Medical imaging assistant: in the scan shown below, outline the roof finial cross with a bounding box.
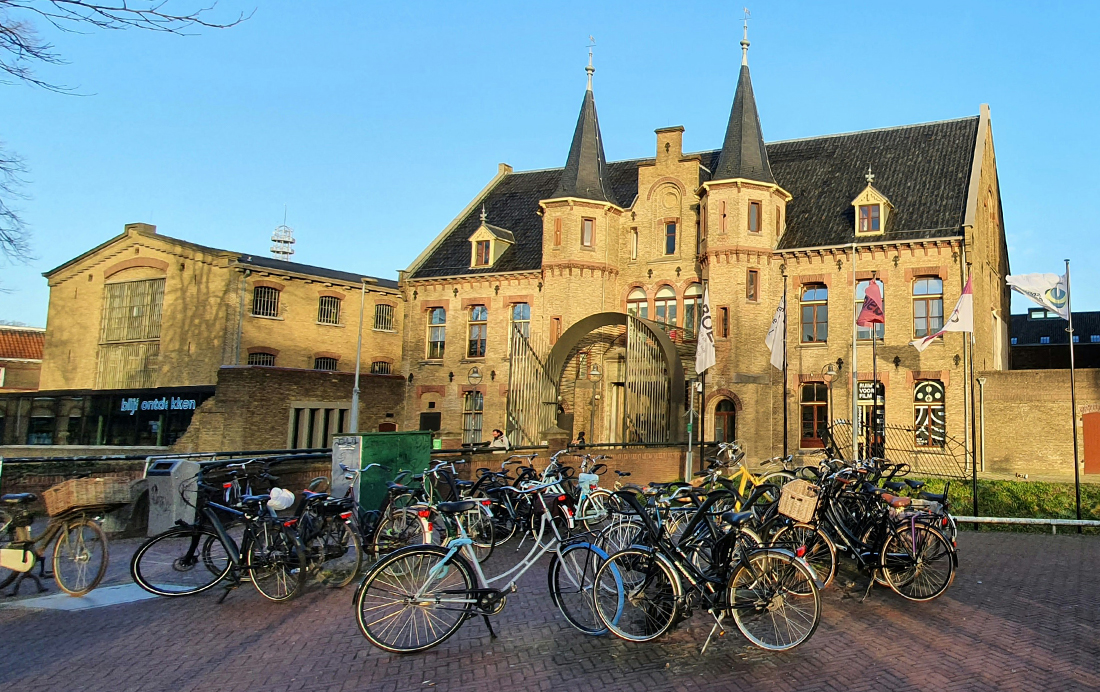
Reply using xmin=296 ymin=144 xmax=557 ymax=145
xmin=741 ymin=8 xmax=751 ymax=66
xmin=586 ymin=36 xmax=596 ymax=90
xmin=480 ymin=204 xmax=487 ymax=223
xmin=865 ymin=166 xmax=875 ymax=184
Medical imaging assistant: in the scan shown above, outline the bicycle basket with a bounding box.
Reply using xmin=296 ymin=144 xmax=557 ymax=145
xmin=777 ymin=479 xmax=820 ymax=524
xmin=43 ymin=477 xmax=130 ymax=516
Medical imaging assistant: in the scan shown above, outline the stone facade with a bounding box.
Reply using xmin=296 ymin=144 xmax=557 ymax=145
xmin=38 ymin=222 xmax=402 ymax=391
xmin=398 ymin=50 xmax=1010 ymax=463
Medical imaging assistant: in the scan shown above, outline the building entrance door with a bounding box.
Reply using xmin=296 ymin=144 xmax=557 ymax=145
xmin=1083 ymin=411 xmax=1100 ymax=474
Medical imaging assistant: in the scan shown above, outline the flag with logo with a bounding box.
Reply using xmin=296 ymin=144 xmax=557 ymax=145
xmin=910 ymin=275 xmax=973 ymax=352
xmin=856 ymin=280 xmax=885 ymax=327
xmin=765 ymin=294 xmax=786 ymax=370
xmin=1006 ymin=273 xmax=1069 ymax=319
xmin=694 ymin=285 xmax=716 ymax=374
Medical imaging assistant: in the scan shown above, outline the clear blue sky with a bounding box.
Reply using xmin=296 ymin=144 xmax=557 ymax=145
xmin=1 ymin=0 xmax=1097 ymax=326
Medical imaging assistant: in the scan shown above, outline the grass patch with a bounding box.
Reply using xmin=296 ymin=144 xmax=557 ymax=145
xmin=915 ymin=477 xmax=1100 ymax=534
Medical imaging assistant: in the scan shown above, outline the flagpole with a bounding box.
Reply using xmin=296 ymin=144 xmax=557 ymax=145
xmin=871 ymin=272 xmax=878 ymax=459
xmin=851 ymin=242 xmax=859 ymax=460
xmin=782 ymin=272 xmax=789 ymax=457
xmin=964 ymin=260 xmax=978 ymax=518
xmin=1066 ymin=259 xmax=1082 ymax=524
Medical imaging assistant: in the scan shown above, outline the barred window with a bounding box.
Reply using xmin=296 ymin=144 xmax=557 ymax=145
xmin=252 ymin=286 xmax=280 ymax=317
xmin=317 ymin=296 xmax=341 ymax=325
xmin=374 ymin=304 xmax=395 ymax=331
xmin=100 ymin=278 xmax=165 ymax=343
xmin=314 ymin=357 xmax=338 ymax=371
xmin=248 ymin=352 xmax=276 ymax=366
xmin=370 ymin=361 xmax=392 ymax=375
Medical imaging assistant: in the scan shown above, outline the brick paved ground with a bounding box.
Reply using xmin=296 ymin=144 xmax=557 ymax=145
xmin=0 ymin=531 xmax=1098 ymax=692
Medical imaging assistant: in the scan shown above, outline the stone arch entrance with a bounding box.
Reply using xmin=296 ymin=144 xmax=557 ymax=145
xmin=506 ymin=312 xmax=686 ymax=445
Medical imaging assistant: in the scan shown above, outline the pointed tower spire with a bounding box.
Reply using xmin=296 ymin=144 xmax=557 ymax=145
xmin=552 ymin=41 xmax=618 ymax=205
xmin=713 ymin=10 xmax=776 ymax=185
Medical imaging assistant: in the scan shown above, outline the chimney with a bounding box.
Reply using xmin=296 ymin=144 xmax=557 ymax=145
xmin=656 ymin=126 xmax=684 ymax=161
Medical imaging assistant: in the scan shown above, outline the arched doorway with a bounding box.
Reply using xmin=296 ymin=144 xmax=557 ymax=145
xmin=714 ymin=399 xmax=736 ymax=443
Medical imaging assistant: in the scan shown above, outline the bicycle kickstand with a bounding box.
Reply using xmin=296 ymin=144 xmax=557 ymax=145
xmin=860 ymin=574 xmax=876 ymax=603
xmin=700 ymin=611 xmax=726 ymax=655
xmin=482 ymin=614 xmax=498 ymax=639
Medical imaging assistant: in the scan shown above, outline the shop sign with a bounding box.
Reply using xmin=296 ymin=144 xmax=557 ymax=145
xmin=120 ymin=396 xmax=198 ymax=415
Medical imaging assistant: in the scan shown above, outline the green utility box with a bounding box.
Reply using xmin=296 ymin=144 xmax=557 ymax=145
xmin=332 ymin=431 xmax=433 ymax=512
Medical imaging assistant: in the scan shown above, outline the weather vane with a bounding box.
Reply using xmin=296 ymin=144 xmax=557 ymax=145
xmin=586 ymin=35 xmax=596 ymax=89
xmin=866 ymin=166 xmax=875 ymax=184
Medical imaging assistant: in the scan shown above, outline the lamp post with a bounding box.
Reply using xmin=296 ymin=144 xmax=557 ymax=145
xmin=821 ymin=361 xmax=838 ymax=433
xmin=350 ymin=279 xmax=367 ymax=433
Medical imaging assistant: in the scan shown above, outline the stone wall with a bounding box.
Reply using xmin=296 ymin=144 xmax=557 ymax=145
xmin=979 ymin=368 xmax=1100 ymax=481
xmin=172 ymin=365 xmax=407 ymax=452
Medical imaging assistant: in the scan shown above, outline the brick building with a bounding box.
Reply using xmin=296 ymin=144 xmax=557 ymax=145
xmin=398 ymin=37 xmax=1009 ymax=459
xmin=0 ymin=222 xmax=402 ymax=449
xmin=0 ymin=326 xmax=43 ymax=394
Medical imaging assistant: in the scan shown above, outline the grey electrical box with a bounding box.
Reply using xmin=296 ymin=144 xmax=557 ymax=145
xmin=145 ymin=458 xmax=200 ymax=537
xmin=331 ymin=436 xmax=361 ymax=503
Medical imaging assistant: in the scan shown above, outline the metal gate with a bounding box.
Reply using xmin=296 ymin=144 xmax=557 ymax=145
xmin=506 ymin=324 xmax=556 ymax=446
xmin=624 ymin=315 xmax=670 ymax=443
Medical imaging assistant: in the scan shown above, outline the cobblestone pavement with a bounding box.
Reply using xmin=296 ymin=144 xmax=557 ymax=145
xmin=0 ymin=531 xmax=1098 ymax=692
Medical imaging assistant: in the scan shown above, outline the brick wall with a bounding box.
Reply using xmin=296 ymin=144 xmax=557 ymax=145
xmin=979 ymin=368 xmax=1100 ymax=481
xmin=172 ymin=365 xmax=407 ymax=452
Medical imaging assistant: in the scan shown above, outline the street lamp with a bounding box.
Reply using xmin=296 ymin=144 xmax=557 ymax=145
xmin=821 ymin=362 xmax=838 ymax=430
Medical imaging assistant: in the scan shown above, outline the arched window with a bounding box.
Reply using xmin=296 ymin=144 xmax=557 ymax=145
xmin=683 ymin=283 xmax=703 ymax=337
xmin=913 ymin=277 xmax=944 ymax=338
xmin=856 ymin=279 xmax=885 ymax=340
xmin=626 ymin=288 xmax=648 ymax=319
xmin=714 ymin=399 xmax=736 ymax=443
xmin=655 ymin=286 xmax=677 ymax=326
xmin=800 ymin=284 xmax=828 ymax=343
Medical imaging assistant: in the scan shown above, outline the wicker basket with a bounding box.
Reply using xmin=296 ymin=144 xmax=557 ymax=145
xmin=778 ymin=479 xmax=820 ymax=524
xmin=43 ymin=477 xmax=130 ymax=517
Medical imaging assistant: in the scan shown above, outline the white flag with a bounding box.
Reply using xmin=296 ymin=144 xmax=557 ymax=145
xmin=910 ymin=275 xmax=973 ymax=352
xmin=694 ymin=285 xmax=716 ymax=374
xmin=765 ymin=294 xmax=786 ymax=370
xmin=1006 ymin=273 xmax=1069 ymax=319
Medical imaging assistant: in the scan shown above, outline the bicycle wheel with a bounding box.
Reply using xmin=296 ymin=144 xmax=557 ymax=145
xmin=52 ymin=517 xmax=109 ymax=596
xmin=593 ymin=548 xmax=679 ymax=642
xmin=316 ymin=521 xmax=363 ymax=588
xmin=727 ymin=549 xmax=821 ymax=651
xmin=594 ymin=515 xmax=646 ymax=555
xmin=760 ymin=471 xmax=796 ymax=489
xmin=770 ymin=523 xmax=837 ymax=589
xmin=881 ymin=522 xmax=955 ymax=601
xmin=373 ymin=507 xmax=428 ymax=557
xmin=472 ymin=491 xmax=517 ymax=545
xmin=459 ymin=506 xmax=495 ymax=563
xmin=548 ymin=541 xmax=615 ymax=635
xmin=579 ymin=489 xmax=613 ymax=532
xmin=355 ymin=544 xmax=476 ymax=653
xmin=0 ymin=509 xmax=17 ymax=590
xmin=131 ymin=526 xmax=232 ymax=596
xmin=247 ymin=522 xmax=307 ymax=602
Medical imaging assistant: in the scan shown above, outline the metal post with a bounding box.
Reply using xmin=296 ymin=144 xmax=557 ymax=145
xmin=685 ymin=378 xmax=695 ymax=482
xmin=782 ymin=273 xmax=789 ymax=457
xmin=977 ymin=376 xmax=987 ymax=473
xmin=350 ymin=280 xmax=367 ymax=433
xmin=967 ymin=261 xmax=979 ymax=517
xmin=870 ymin=271 xmax=878 ymax=458
xmin=1066 ymin=259 xmax=1082 ymax=524
xmin=851 ymin=243 xmax=859 ymax=459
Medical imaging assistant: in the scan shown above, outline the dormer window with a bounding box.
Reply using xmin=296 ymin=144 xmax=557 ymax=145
xmin=468 ymin=212 xmax=515 ymax=269
xmin=851 ymin=178 xmax=891 ymax=237
xmin=859 ymin=205 xmax=880 ymax=233
xmin=475 ymin=240 xmax=491 ymax=266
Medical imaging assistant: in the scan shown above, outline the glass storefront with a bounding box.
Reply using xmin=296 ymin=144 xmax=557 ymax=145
xmin=0 ymin=387 xmax=214 ymax=447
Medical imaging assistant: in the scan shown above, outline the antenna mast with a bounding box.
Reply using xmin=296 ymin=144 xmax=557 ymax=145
xmin=271 ymin=207 xmax=295 ymax=261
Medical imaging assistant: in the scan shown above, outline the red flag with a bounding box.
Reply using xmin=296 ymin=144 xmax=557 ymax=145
xmin=856 ymin=281 xmax=885 ymax=327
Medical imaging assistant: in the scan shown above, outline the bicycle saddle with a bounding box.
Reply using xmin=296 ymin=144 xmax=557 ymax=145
xmin=882 ymin=481 xmax=906 ymax=493
xmin=240 ymin=494 xmax=270 ymax=506
xmin=385 ymin=482 xmax=409 ymax=493
xmin=904 ymin=479 xmax=926 ymax=490
xmin=1 ymin=493 xmax=36 ymax=505
xmin=879 ymin=493 xmax=912 ymax=509
xmin=436 ymin=500 xmax=478 ymax=514
xmin=918 ymin=491 xmax=948 ymax=503
xmin=720 ymin=510 xmax=754 ymax=526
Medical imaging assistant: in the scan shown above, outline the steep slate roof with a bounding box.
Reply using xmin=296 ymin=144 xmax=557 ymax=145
xmin=0 ymin=327 xmax=45 ymax=360
xmin=410 ymin=116 xmax=979 ymax=279
xmin=552 ymin=87 xmax=619 ymax=205
xmin=713 ymin=63 xmax=775 ymax=184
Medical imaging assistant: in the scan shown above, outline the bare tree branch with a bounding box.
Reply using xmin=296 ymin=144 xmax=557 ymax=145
xmin=0 ymin=1 xmax=249 ymax=261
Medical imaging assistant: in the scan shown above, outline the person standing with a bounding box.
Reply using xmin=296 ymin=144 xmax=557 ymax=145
xmin=489 ymin=428 xmax=510 ymax=450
